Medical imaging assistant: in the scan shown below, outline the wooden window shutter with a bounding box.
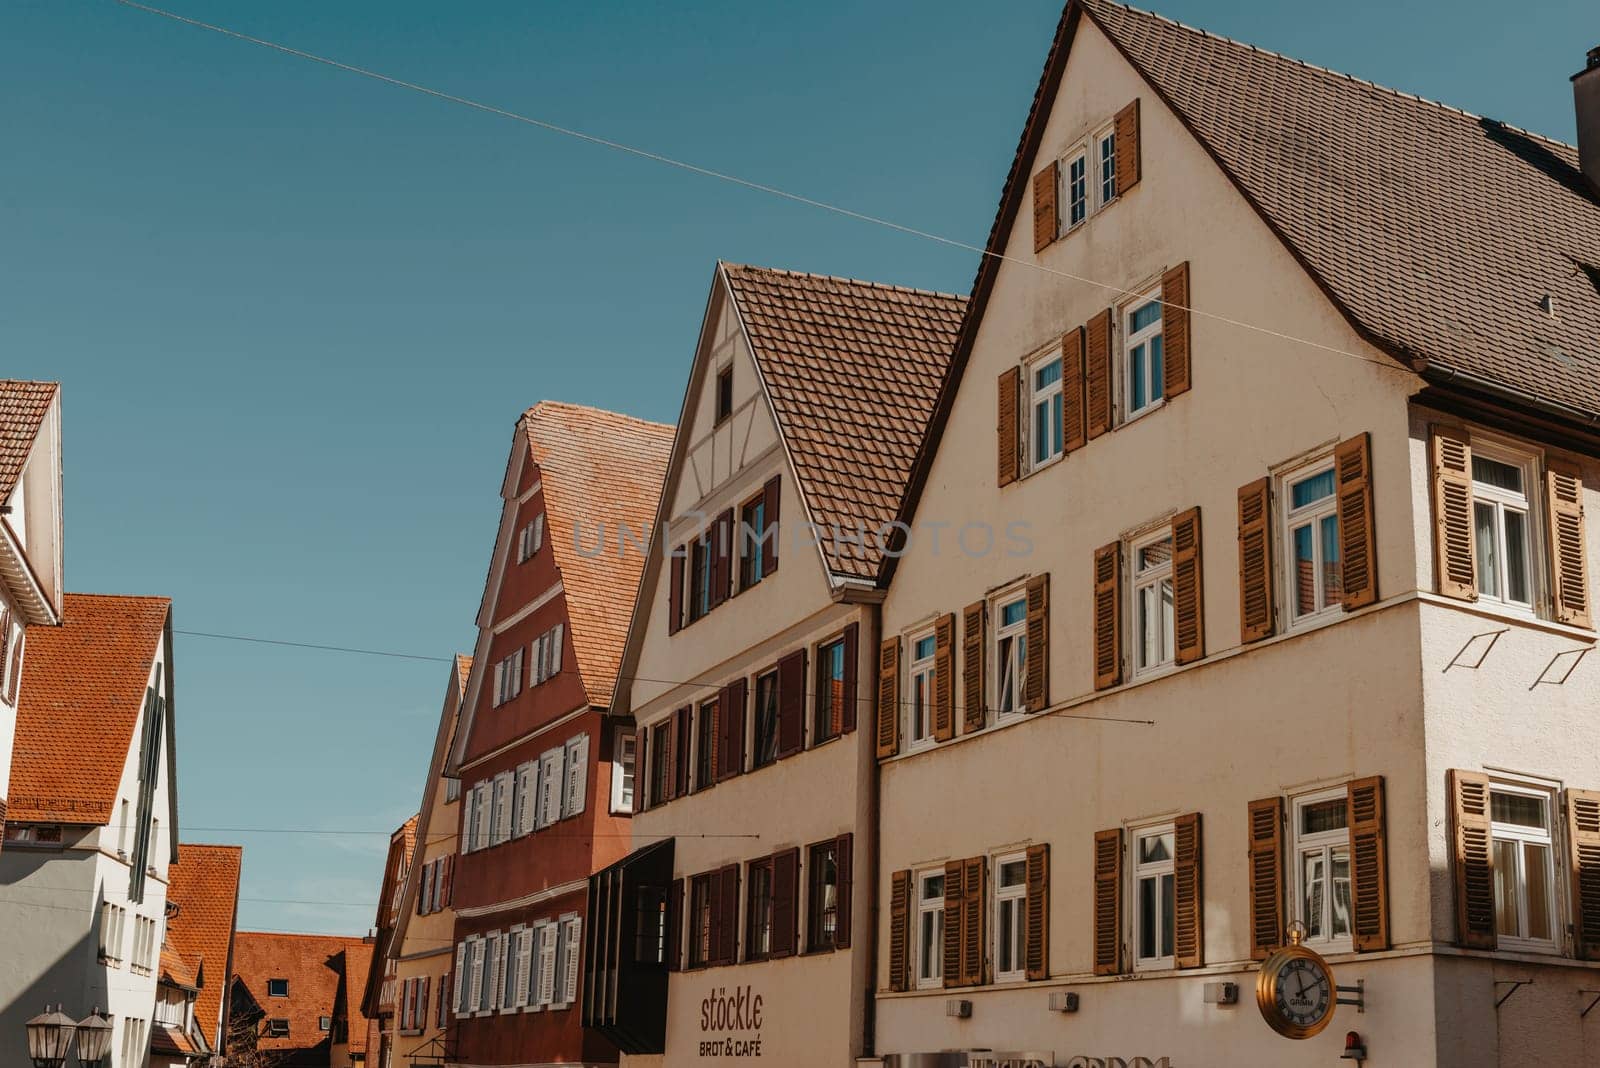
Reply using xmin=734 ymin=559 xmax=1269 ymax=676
xmin=1160 ymin=262 xmax=1190 ymax=399
xmin=1085 ymin=309 xmax=1113 ymax=440
xmin=1093 ymin=542 xmax=1123 ymax=690
xmin=668 ymin=552 xmax=684 ymax=634
xmin=770 ymin=849 xmax=799 ymax=959
xmin=1430 ymin=425 xmax=1477 ymax=600
xmin=1024 ymin=574 xmax=1050 ymax=711
xmin=1062 ymin=326 xmax=1087 ymax=453
xmin=1173 ymin=812 xmax=1203 ymax=969
xmin=1025 ymin=843 xmax=1049 ymax=981
xmin=660 ymin=713 xmax=678 ymax=803
xmin=1335 ymin=433 xmax=1378 ymax=609
xmin=888 ymin=869 xmax=912 ymax=992
xmin=876 ymin=637 xmax=900 ymax=760
xmin=717 ymin=863 xmax=740 ymax=965
xmin=840 ymin=622 xmax=859 ymax=734
xmin=635 ymin=729 xmax=649 ymax=814
xmin=961 ymin=856 xmax=986 ymax=986
xmin=932 ymin=613 xmax=956 ymax=741
xmin=1566 ymin=789 xmax=1600 ymax=960
xmin=1546 ymin=457 xmax=1591 ymax=628
xmin=835 ymin=833 xmax=854 ymax=949
xmin=961 ymin=601 xmax=987 ymax=734
xmin=1114 ymin=98 xmax=1140 ymax=195
xmin=712 ymin=509 xmax=734 ymax=609
xmin=941 ymin=860 xmax=964 ymax=988
xmin=1238 ymin=478 xmax=1275 ymax=643
xmin=1092 ymin=828 xmax=1124 ymax=975
xmin=763 ymin=474 xmax=782 ymax=577
xmin=1032 ymin=161 xmax=1058 ymax=253
xmin=1449 ymin=769 xmax=1496 ymax=949
xmin=776 ymin=649 xmax=806 ymax=758
xmin=719 ymin=677 xmax=746 ymax=782
xmin=1171 ymin=507 xmax=1204 ymax=665
xmin=442 ymin=854 xmax=453 ymax=906
xmin=1247 ymin=797 xmax=1284 ymax=960
xmin=666 ymin=878 xmax=684 ymax=971
xmin=997 ymin=367 xmax=1021 ymax=487
xmin=1347 ymin=776 xmax=1390 ymax=952
xmin=673 ymin=707 xmax=692 ymax=800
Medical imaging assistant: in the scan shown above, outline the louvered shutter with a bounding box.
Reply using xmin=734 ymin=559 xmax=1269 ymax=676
xmin=1335 ymin=433 xmax=1378 ymax=609
xmin=777 ymin=650 xmax=806 ymax=757
xmin=763 ymin=474 xmax=781 ymax=576
xmin=1247 ymin=797 xmax=1284 ymax=960
xmin=667 ymin=878 xmax=684 ymax=971
xmin=771 ymin=848 xmax=799 ymax=959
xmin=1032 ymin=162 xmax=1058 ymax=252
xmin=1024 ymin=574 xmax=1050 ymax=711
xmin=876 ymin=637 xmax=900 ymax=759
xmin=566 ymin=735 xmax=589 ymax=817
xmin=416 ymin=861 xmax=428 ymax=915
xmin=840 ymin=622 xmax=859 ymax=734
xmin=712 ymin=509 xmax=734 ymax=609
xmin=998 ymin=368 xmax=1021 ymax=487
xmin=961 ymin=856 xmax=986 ymax=986
xmin=1062 ymin=326 xmax=1086 ymax=453
xmin=1546 ymin=458 xmax=1591 ymax=627
xmin=1172 ymin=508 xmax=1204 ymax=665
xmin=1025 ymin=843 xmax=1049 ymax=981
xmin=1093 ymin=828 xmax=1123 ymax=975
xmin=1449 ymin=769 xmax=1496 ymax=949
xmin=669 ymin=552 xmax=685 ymax=633
xmin=562 ymin=918 xmax=582 ymax=1005
xmin=1567 ymin=789 xmax=1600 ymax=960
xmin=718 ymin=863 xmax=740 ymax=965
xmin=720 ymin=677 xmax=747 ymax=781
xmin=1347 ymin=776 xmax=1389 ymax=951
xmin=1173 ymin=812 xmax=1203 ymax=969
xmin=1160 ymin=261 xmax=1191 ymax=399
xmin=1114 ymin=99 xmax=1140 ymax=194
xmin=888 ymin=869 xmax=912 ymax=992
xmin=942 ymin=860 xmax=964 ymax=988
xmin=420 ymin=975 xmax=430 ymax=1026
xmin=673 ymin=708 xmax=691 ymax=799
xmin=660 ymin=714 xmax=677 ymax=803
xmin=453 ymin=943 xmax=467 ymax=1012
xmin=932 ymin=613 xmax=955 ymax=741
xmin=961 ymin=601 xmax=987 ymax=734
xmin=835 ymin=833 xmax=854 ymax=949
xmin=1093 ymin=543 xmax=1123 ymax=690
xmin=1086 ymin=309 xmax=1113 ymax=440
xmin=1429 ymin=426 xmax=1476 ymax=599
xmin=1238 ymin=478 xmax=1275 ymax=643
xmin=442 ymin=854 xmax=453 ymax=906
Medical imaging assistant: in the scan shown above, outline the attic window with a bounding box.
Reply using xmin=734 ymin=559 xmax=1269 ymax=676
xmin=716 ymin=366 xmax=733 ymax=425
xmin=267 ymin=978 xmax=289 ymax=997
xmin=266 ymin=1018 xmax=289 ymax=1037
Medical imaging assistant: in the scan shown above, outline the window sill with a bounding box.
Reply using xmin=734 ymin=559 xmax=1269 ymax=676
xmin=1122 ymin=398 xmax=1167 ymax=428
xmin=1417 ymin=590 xmax=1594 ymax=641
xmin=1021 ymin=453 xmax=1065 ymax=481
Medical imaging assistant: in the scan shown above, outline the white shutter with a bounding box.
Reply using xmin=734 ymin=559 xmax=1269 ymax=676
xmin=496 ymin=771 xmax=513 ymax=844
xmin=564 ymin=734 xmax=588 ymax=817
xmin=453 ymin=943 xmax=467 ymax=1012
xmin=434 ymin=858 xmax=446 ymax=907
xmin=534 ymin=513 xmax=544 ymax=551
xmin=561 ymin=917 xmax=582 ymax=1006
xmin=492 ymin=660 xmax=504 ymax=706
xmin=538 ymin=749 xmax=564 ymax=828
xmin=466 ymin=940 xmax=483 ymax=1013
xmin=537 ymin=923 xmax=558 ymax=1006
xmin=549 ymin=623 xmax=564 ymax=677
xmin=475 ymin=783 xmax=491 ymax=850
xmin=531 ymin=635 xmax=545 ymax=685
xmin=488 ymin=932 xmax=505 ymax=1013
xmin=516 ymin=762 xmax=537 ymax=836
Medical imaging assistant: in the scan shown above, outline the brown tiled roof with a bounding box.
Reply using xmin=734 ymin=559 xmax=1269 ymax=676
xmin=721 ymin=264 xmax=967 ymax=581
xmin=232 ymin=931 xmax=368 ymax=1056
xmin=8 ymin=593 xmax=169 ymax=823
xmin=166 ymin=843 xmax=243 ymax=1049
xmin=337 ymin=941 xmax=375 ymax=1054
xmin=159 ymin=940 xmax=198 ymax=990
xmin=151 ymin=1025 xmax=198 ymax=1056
xmin=523 ymin=402 xmax=674 ymax=706
xmin=0 ymin=380 xmax=56 ymax=502
xmin=454 ymin=653 xmax=472 ymax=696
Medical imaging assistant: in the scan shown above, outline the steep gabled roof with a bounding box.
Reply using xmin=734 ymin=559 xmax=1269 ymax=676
xmin=0 ymin=380 xmax=56 ymax=503
xmin=8 ymin=593 xmax=170 ymax=823
xmin=166 ymin=843 xmax=244 ymax=1050
xmin=721 ymin=264 xmax=967 ymax=582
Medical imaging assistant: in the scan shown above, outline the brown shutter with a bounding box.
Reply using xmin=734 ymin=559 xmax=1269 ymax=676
xmin=1247 ymin=797 xmax=1284 ymax=960
xmin=1093 ymin=542 xmax=1123 ymax=690
xmin=1114 ymin=99 xmax=1140 ymax=195
xmin=1238 ymin=478 xmax=1275 ymax=643
xmin=1449 ymin=769 xmax=1496 ymax=949
xmin=1430 ymin=425 xmax=1477 ymax=600
xmin=835 ymin=833 xmax=854 ymax=949
xmin=1546 ymin=457 xmax=1591 ymax=628
xmin=718 ymin=863 xmax=740 ymax=965
xmin=1172 ymin=507 xmax=1204 ymax=665
xmin=1062 ymin=326 xmax=1087 ymax=453
xmin=1347 ymin=776 xmax=1389 ymax=952
xmin=997 ymin=367 xmax=1021 ymax=487
xmin=1023 ymin=574 xmax=1050 ymax=711
xmin=666 ymin=878 xmax=684 ymax=971
xmin=888 ymin=869 xmax=911 ymax=992
xmin=1085 ymin=309 xmax=1113 ymax=440
xmin=961 ymin=601 xmax=987 ymax=734
xmin=1335 ymin=432 xmax=1378 ymax=609
xmin=1032 ymin=162 xmax=1058 ymax=253
xmin=770 ymin=849 xmax=799 ymax=959
xmin=932 ymin=613 xmax=955 ymax=741
xmin=660 ymin=712 xmax=678 ymax=803
xmin=1092 ymin=828 xmax=1124 ymax=975
xmin=942 ymin=860 xmax=964 ymax=988
xmin=712 ymin=509 xmax=735 ymax=609
xmin=1566 ymin=789 xmax=1600 ymax=960
xmin=961 ymin=856 xmax=986 ymax=986
xmin=763 ymin=474 xmax=782 ymax=577
xmin=876 ymin=637 xmax=900 ymax=760
xmin=442 ymin=854 xmax=453 ymax=906
xmin=673 ymin=707 xmax=691 ymax=800
xmin=1025 ymin=843 xmax=1049 ymax=981
xmin=1173 ymin=812 xmax=1203 ymax=969
xmin=720 ymin=677 xmax=746 ymax=782
xmin=840 ymin=623 xmax=859 ymax=734
xmin=776 ymin=650 xmax=806 ymax=758
xmin=634 ymin=729 xmax=649 ymax=814
xmin=1160 ymin=261 xmax=1190 ymax=399
xmin=668 ymin=551 xmax=684 ymax=634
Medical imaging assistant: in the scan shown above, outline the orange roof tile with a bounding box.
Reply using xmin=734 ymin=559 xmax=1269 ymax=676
xmin=454 ymin=653 xmax=472 ymax=696
xmin=159 ymin=940 xmax=198 ymax=990
xmin=8 ymin=593 xmax=169 ymax=823
xmin=166 ymin=844 xmax=243 ymax=1049
xmin=337 ymin=940 xmax=375 ymax=1054
xmin=232 ymin=931 xmax=369 ymax=1056
xmin=0 ymin=380 xmax=57 ymax=502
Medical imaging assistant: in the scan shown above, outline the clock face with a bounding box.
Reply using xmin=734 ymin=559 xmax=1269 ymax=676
xmin=1272 ymin=956 xmax=1334 ymax=1031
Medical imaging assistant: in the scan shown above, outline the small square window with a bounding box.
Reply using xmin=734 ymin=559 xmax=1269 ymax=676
xmin=267 ymin=978 xmax=289 ymax=998
xmin=266 ymin=1018 xmax=290 ymax=1037
xmin=318 ymin=1016 xmax=332 ymax=1032
xmin=716 ymin=366 xmax=734 ymax=425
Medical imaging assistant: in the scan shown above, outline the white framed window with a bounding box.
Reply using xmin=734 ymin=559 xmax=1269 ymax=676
xmin=993 ymin=593 xmax=1028 ymax=719
xmin=1121 ymin=289 xmax=1164 ymax=421
xmin=1096 ymin=123 xmax=1118 ymax=206
xmin=537 ymin=748 xmax=565 ymax=828
xmin=1130 ymin=529 xmax=1175 ymax=677
xmin=993 ymin=854 xmax=1028 ymax=982
xmin=515 ymin=761 xmax=537 ymax=837
xmin=1282 ymin=459 xmax=1343 ymax=625
xmin=493 ymin=649 xmax=523 ymax=707
xmin=610 ymin=727 xmax=636 ymax=814
xmin=1028 ymin=350 xmax=1064 ymax=470
xmin=1063 ymin=143 xmax=1089 ymax=229
xmin=536 ymin=921 xmax=560 ymax=1007
xmin=532 ymin=624 xmax=564 ymax=686
xmin=1291 ymin=789 xmax=1352 ymax=948
xmin=906 ymin=630 xmax=937 ymax=751
xmin=518 ymin=514 xmax=545 ymax=563
xmin=564 ymin=734 xmax=589 ymax=817
xmin=1490 ymin=780 xmax=1558 ymax=952
xmin=1132 ymin=823 xmax=1176 ymax=971
xmin=1472 ymin=444 xmax=1539 ymax=612
xmin=916 ymin=870 xmax=945 ymax=989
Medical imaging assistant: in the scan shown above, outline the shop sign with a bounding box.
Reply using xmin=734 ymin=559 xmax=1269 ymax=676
xmin=1064 ymin=1058 xmax=1172 ymax=1068
xmin=699 ymin=984 xmax=764 ymax=1057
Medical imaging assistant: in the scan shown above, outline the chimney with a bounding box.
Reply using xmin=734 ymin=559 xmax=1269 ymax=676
xmin=1577 ymin=46 xmax=1600 ymax=194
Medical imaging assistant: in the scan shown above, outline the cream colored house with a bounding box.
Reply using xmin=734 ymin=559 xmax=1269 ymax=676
xmin=585 ymin=263 xmax=963 ymax=1065
xmin=871 ymin=2 xmax=1600 ymax=1066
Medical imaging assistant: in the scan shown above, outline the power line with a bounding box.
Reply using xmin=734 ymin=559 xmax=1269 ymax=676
xmin=174 ymin=629 xmax=450 ymax=663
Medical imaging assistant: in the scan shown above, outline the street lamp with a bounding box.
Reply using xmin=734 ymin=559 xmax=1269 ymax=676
xmin=24 ymin=1006 xmax=76 ymax=1068
xmin=73 ymin=1010 xmax=112 ymax=1067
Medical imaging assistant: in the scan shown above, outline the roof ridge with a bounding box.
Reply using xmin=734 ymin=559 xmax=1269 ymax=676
xmin=720 ymin=261 xmax=970 ymax=304
xmin=65 ymin=591 xmax=172 ymax=603
xmin=237 ymin=930 xmax=368 ymax=940
xmin=522 ymin=399 xmax=674 ymax=430
xmin=1085 ymin=0 xmax=1577 ymax=153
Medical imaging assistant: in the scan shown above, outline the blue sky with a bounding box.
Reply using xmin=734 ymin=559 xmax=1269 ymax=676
xmin=2 ymin=0 xmax=1591 ymax=935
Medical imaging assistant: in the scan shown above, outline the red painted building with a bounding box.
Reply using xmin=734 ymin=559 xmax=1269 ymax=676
xmin=444 ymin=401 xmax=672 ymax=1066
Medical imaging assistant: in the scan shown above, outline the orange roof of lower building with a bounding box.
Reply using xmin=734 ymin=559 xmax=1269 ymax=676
xmin=166 ymin=844 xmax=243 ymax=1049
xmin=232 ymin=931 xmax=369 ymax=1055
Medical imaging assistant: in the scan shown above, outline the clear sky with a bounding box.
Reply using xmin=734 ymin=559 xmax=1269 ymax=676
xmin=3 ymin=0 xmax=1592 ymax=936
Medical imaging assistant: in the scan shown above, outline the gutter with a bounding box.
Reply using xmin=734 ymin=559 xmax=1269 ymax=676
xmin=1420 ymin=359 xmax=1600 ymax=433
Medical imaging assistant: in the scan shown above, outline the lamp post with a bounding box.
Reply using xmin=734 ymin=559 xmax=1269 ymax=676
xmin=73 ymin=1010 xmax=112 ymax=1068
xmin=24 ymin=1006 xmax=76 ymax=1068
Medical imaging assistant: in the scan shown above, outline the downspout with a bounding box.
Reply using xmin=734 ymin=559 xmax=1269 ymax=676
xmin=861 ymin=598 xmax=882 ymax=1061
